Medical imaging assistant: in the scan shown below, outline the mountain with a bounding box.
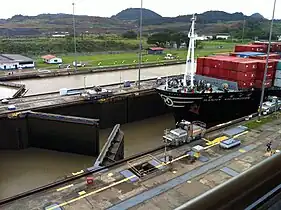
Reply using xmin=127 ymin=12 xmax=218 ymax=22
xmin=0 ymin=9 xmax=279 ymax=37
xmin=113 ymin=8 xmax=162 ymax=20
xmin=250 ymin=13 xmax=264 ymax=19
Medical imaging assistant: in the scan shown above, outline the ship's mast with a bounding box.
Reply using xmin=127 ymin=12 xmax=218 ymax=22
xmin=183 ymin=14 xmax=196 ymax=88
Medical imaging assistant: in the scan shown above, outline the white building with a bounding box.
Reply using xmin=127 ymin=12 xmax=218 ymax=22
xmin=278 ymin=36 xmax=281 ymax=41
xmin=42 ymin=55 xmax=63 ymax=64
xmin=0 ymin=54 xmax=34 ymax=70
xmin=216 ymin=34 xmax=231 ymax=40
xmin=195 ymin=34 xmax=213 ymax=41
xmin=0 ymin=61 xmax=19 ymax=70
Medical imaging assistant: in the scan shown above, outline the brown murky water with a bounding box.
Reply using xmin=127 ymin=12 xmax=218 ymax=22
xmin=0 ymin=86 xmax=18 ymax=99
xmin=12 ymin=64 xmax=186 ymax=95
xmin=0 ymin=114 xmax=174 ymax=200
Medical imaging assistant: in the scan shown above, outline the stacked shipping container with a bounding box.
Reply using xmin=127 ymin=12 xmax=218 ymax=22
xmin=252 ymin=42 xmax=281 ymax=53
xmin=274 ymin=61 xmax=281 ymax=87
xmin=195 ymin=42 xmax=281 ymax=90
xmin=196 ymin=56 xmax=257 ymax=89
xmin=196 ymin=56 xmax=278 ymax=89
xmin=255 ymin=60 xmax=276 ymax=88
xmin=235 ymin=45 xmax=267 ymax=53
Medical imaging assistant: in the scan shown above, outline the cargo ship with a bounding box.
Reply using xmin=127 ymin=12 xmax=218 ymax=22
xmin=156 ymin=15 xmax=281 ymax=126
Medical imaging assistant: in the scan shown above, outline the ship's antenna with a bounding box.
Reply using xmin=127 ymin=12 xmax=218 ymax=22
xmin=183 ymin=14 xmax=196 ymax=88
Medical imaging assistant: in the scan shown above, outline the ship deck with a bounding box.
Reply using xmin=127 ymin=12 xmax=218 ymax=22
xmin=2 ymin=114 xmax=281 ymax=210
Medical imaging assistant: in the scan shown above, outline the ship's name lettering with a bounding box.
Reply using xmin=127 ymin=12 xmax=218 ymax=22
xmin=204 ymin=97 xmax=250 ymax=102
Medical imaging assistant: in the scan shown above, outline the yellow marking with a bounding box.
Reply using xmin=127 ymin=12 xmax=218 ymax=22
xmin=46 ymin=153 xmax=191 ymax=210
xmin=56 ymin=184 xmax=74 ymax=192
xmin=202 ymin=138 xmax=211 ymax=143
xmin=78 ymin=191 xmax=86 ymax=196
xmin=206 ymin=136 xmax=228 ymax=146
xmin=46 ymin=175 xmax=137 ymax=210
xmin=204 ymin=142 xmax=220 ymax=150
xmin=72 ymin=170 xmax=84 ymax=176
xmin=239 ymin=149 xmax=246 ymax=153
xmin=233 ymin=131 xmax=249 ymax=139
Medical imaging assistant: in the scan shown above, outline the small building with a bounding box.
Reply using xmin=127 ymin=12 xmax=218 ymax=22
xmin=0 ymin=54 xmax=34 ymax=70
xmin=216 ymin=34 xmax=231 ymax=40
xmin=41 ymin=55 xmax=63 ymax=64
xmin=147 ymin=47 xmax=164 ymax=55
xmin=0 ymin=60 xmax=19 ymax=70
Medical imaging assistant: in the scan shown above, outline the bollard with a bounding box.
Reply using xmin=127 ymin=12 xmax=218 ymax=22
xmin=86 ymin=176 xmax=94 ymax=185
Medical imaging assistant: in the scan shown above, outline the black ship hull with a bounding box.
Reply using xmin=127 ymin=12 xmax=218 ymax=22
xmin=156 ymin=88 xmax=276 ymax=127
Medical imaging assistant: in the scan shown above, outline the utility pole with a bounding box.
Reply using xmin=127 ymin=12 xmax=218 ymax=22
xmin=258 ymin=0 xmax=277 ymax=122
xmin=242 ymin=18 xmax=246 ymax=43
xmin=138 ymin=0 xmax=143 ymax=89
xmin=72 ymin=2 xmax=78 ymax=72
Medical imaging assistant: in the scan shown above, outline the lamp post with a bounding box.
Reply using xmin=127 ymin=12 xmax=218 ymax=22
xmin=72 ymin=2 xmax=78 ymax=72
xmin=258 ymin=0 xmax=277 ymax=122
xmin=137 ymin=0 xmax=143 ymax=89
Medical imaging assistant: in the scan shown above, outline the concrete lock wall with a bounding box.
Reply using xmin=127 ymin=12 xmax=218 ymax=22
xmin=127 ymin=92 xmax=169 ymax=123
xmin=39 ymin=91 xmax=170 ymax=129
xmin=0 ymin=117 xmax=29 ymax=149
xmin=0 ymin=112 xmax=100 ymax=156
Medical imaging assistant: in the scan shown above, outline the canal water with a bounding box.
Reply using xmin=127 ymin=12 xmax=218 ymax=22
xmin=0 ymin=86 xmax=18 ymax=100
xmin=11 ymin=64 xmax=186 ymax=95
xmin=0 ymin=114 xmax=174 ymax=200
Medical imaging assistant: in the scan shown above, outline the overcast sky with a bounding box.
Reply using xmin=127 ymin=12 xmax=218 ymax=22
xmin=0 ymin=0 xmax=279 ymax=19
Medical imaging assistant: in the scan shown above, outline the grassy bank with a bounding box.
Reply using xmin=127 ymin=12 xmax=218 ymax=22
xmin=35 ymin=40 xmax=235 ymax=69
xmin=244 ymin=113 xmax=281 ymax=129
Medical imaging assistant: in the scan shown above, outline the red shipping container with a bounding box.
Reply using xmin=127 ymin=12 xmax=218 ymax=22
xmin=256 ymin=60 xmax=277 ymax=72
xmin=203 ymin=67 xmax=210 ymax=75
xmin=252 ymin=42 xmax=281 ymax=52
xmin=252 ymin=42 xmax=268 ymax=46
xmin=197 ymin=57 xmax=205 ymax=67
xmin=237 ymin=71 xmax=256 ymax=81
xmin=209 ymin=59 xmax=223 ymax=68
xmin=254 ymin=80 xmax=273 ymax=88
xmin=255 ymin=70 xmax=274 ymax=80
xmin=271 ymin=43 xmax=280 ymax=52
xmin=222 ymin=69 xmax=230 ymax=79
xmin=196 ymin=65 xmax=203 ymax=75
xmin=222 ymin=60 xmax=234 ymax=70
xmin=238 ymin=81 xmax=254 ymax=89
xmin=275 ymin=43 xmax=281 ymax=52
xmin=210 ymin=68 xmax=219 ymax=77
xmin=229 ymin=70 xmax=237 ymax=80
xmin=233 ymin=60 xmax=258 ymax=72
xmin=250 ymin=54 xmax=281 ymax=60
xmin=235 ymin=45 xmax=267 ymax=53
xmin=218 ymin=69 xmax=230 ymax=79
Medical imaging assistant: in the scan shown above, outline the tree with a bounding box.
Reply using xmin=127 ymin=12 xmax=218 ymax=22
xmin=170 ymin=32 xmax=189 ymax=49
xmin=122 ymin=30 xmax=137 ymax=39
xmin=147 ymin=32 xmax=171 ymax=47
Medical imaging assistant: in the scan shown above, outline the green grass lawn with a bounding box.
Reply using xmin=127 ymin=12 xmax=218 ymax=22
xmin=35 ymin=40 xmax=235 ymax=69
